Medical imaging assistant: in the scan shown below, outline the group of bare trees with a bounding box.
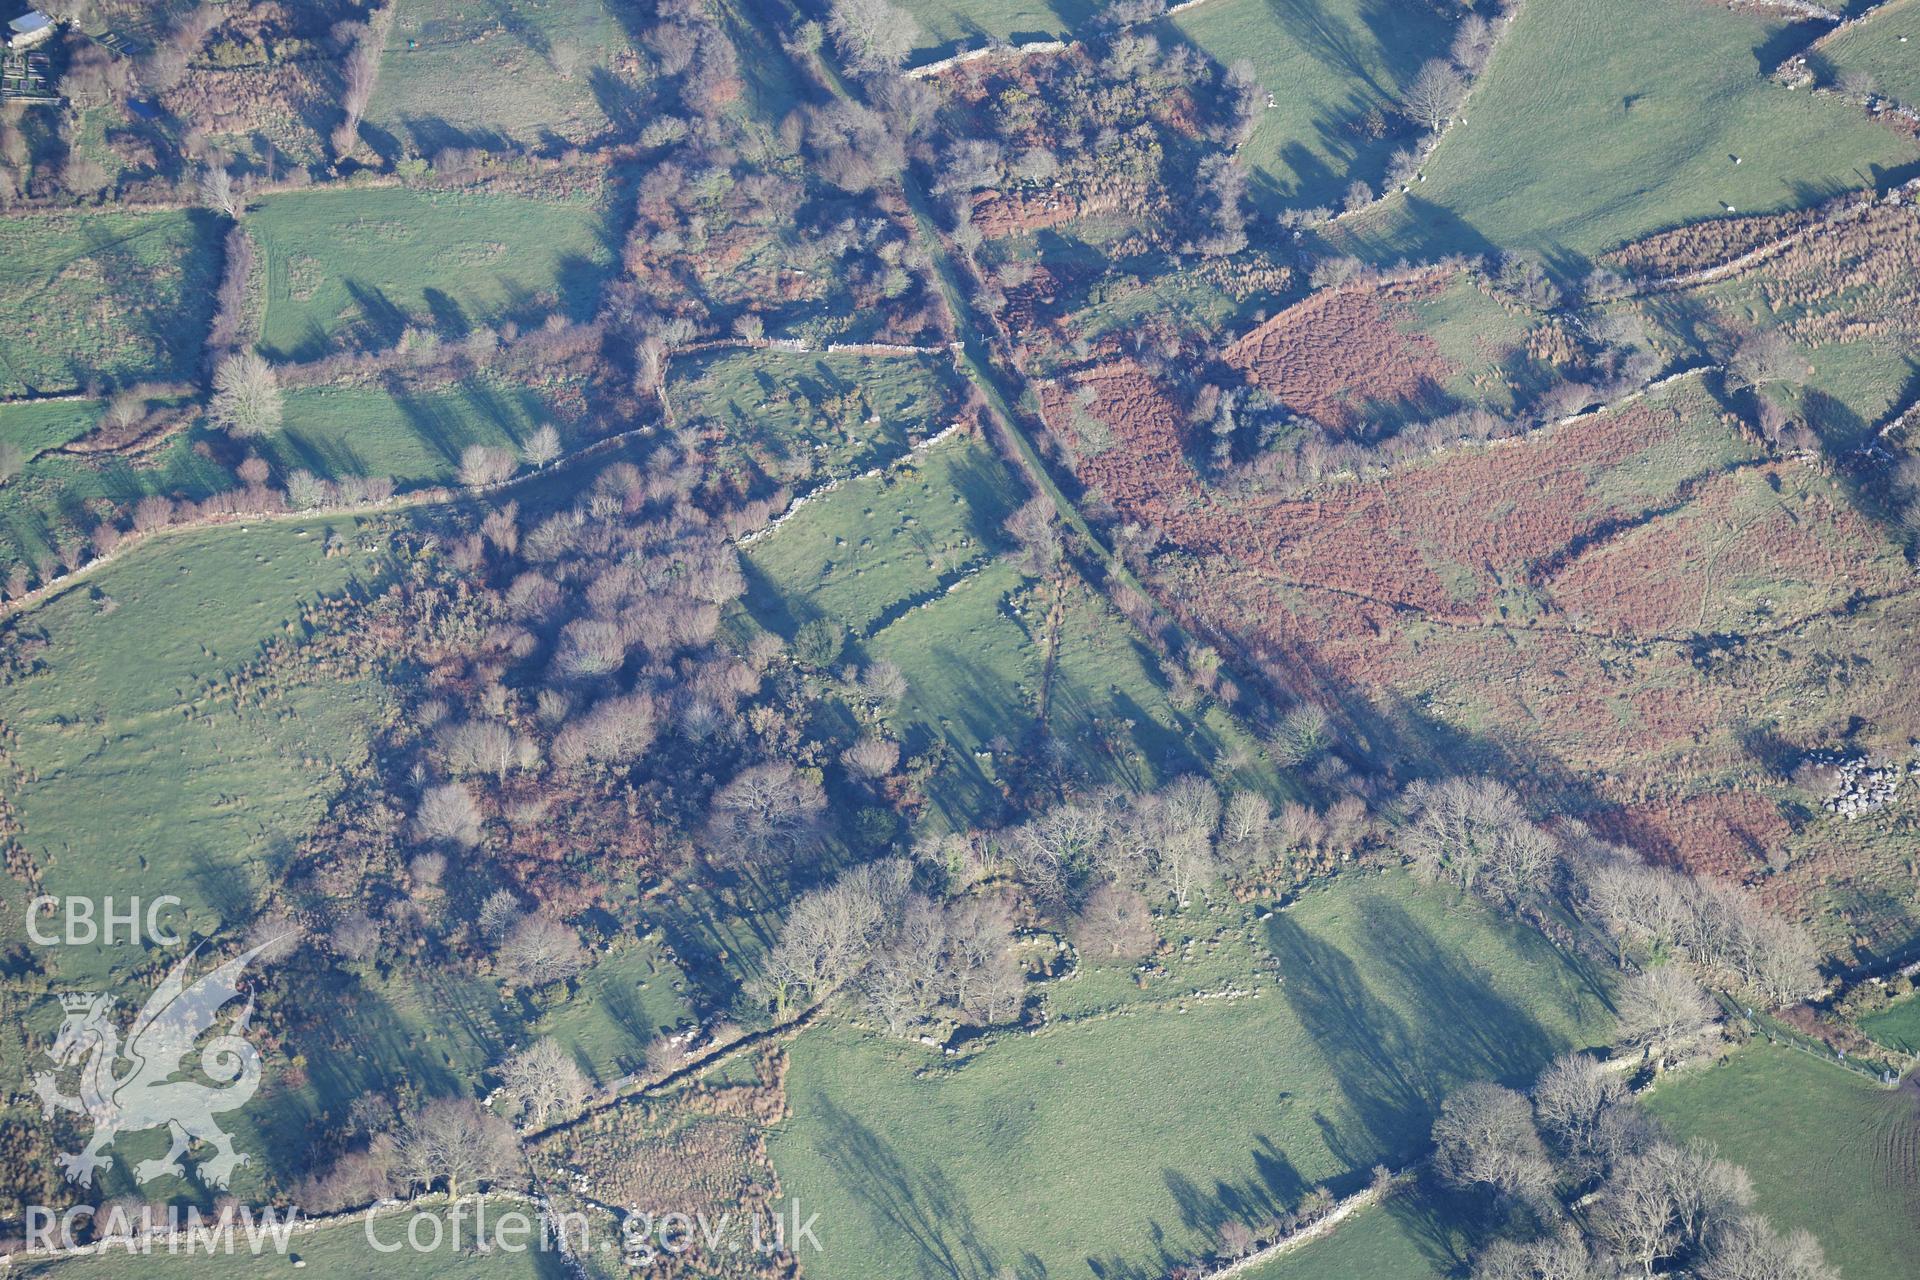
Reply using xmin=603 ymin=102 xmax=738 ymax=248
xmin=1007 ymin=777 xmax=1275 ymax=912
xmin=760 ymin=857 xmax=1026 ymax=1035
xmin=293 ymin=1092 xmax=523 ymax=1213
xmin=1401 ymin=778 xmax=1821 ymax=1011
xmin=332 ymin=7 xmax=394 ymax=162
xmin=1435 ymin=1054 xmax=1835 ymax=1279
xmin=1580 ymin=846 xmax=1821 ymax=1009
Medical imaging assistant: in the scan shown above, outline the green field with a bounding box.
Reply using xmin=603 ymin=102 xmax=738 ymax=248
xmin=1239 ymin=1196 xmax=1447 ymax=1280
xmin=770 ymin=871 xmax=1614 ymax=1280
xmin=16 ymin=1200 xmax=556 ymax=1279
xmin=1630 ymin=270 xmax=1920 ymax=451
xmin=371 ymin=0 xmax=639 ymax=151
xmin=250 ymin=187 xmax=615 ymax=362
xmin=0 ymin=426 xmax=231 ymax=568
xmin=275 ymin=376 xmax=586 ymax=488
xmin=1330 ymin=0 xmax=1915 ymax=267
xmin=1819 ymin=0 xmax=1920 ymax=106
xmin=744 ymin=433 xmax=1020 ymax=638
xmin=0 ymin=399 xmax=105 ymax=461
xmin=891 ymin=0 xmax=1100 ymax=60
xmin=0 ymin=210 xmax=221 ymax=397
xmin=1645 ymin=1046 xmax=1920 ymax=1280
xmin=0 ymin=520 xmax=384 ymax=985
xmin=1162 ymin=0 xmax=1459 ymax=213
xmin=671 ymin=347 xmax=969 ymax=489
xmin=854 ymin=558 xmax=1268 ymax=828
xmin=1862 ymin=988 xmax=1920 ymax=1053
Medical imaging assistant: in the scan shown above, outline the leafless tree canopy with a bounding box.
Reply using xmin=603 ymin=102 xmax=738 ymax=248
xmin=1432 ymin=1082 xmax=1556 ymax=1207
xmin=1403 ymin=60 xmax=1467 ymax=131
xmin=498 ymin=912 xmax=587 ymax=987
xmin=827 ymin=0 xmax=922 ymax=72
xmin=210 ymin=353 xmax=282 ymax=439
xmin=705 ymin=761 xmax=827 ymax=865
xmin=396 ymin=1098 xmax=520 ymax=1197
xmin=498 ymin=1038 xmax=590 ymax=1126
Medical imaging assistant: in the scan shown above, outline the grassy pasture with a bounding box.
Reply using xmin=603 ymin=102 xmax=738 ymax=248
xmin=743 ymin=433 xmax=1020 ymax=638
xmin=1645 ymin=1046 xmax=1920 ymax=1280
xmin=1629 ymin=263 xmax=1920 ymax=450
xmin=769 ymin=871 xmax=1614 ymax=1280
xmin=1818 ymin=0 xmax=1920 ymax=106
xmin=273 ymin=376 xmax=588 ymax=489
xmin=1329 ymin=0 xmax=1916 ymax=268
xmin=853 ymin=558 xmax=1264 ymax=828
xmin=0 ymin=426 xmax=229 ymax=568
xmin=250 ymin=187 xmax=615 ymax=362
xmin=0 ymin=210 xmax=221 ymax=397
xmin=371 ymin=0 xmax=639 ymax=152
xmin=0 ymin=399 xmax=105 ymax=460
xmin=0 ymin=520 xmax=382 ymax=986
xmin=1862 ymin=989 xmax=1920 ymax=1052
xmin=670 ymin=347 xmax=970 ymax=489
xmin=14 ymin=1201 xmax=555 ymax=1279
xmin=1238 ymin=1196 xmax=1446 ymax=1280
xmin=532 ymin=938 xmax=694 ymax=1081
xmin=891 ymin=0 xmax=1100 ymax=61
xmin=1161 ymin=0 xmax=1459 ymax=214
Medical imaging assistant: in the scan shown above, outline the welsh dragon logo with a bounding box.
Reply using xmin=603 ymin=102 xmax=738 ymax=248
xmin=32 ymin=938 xmax=282 ymax=1188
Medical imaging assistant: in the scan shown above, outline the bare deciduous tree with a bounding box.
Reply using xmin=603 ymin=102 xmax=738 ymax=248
xmin=523 ymin=424 xmax=562 ymax=468
xmin=826 ymin=0 xmax=922 ymax=72
xmin=498 ymin=912 xmax=587 ymax=987
xmin=843 ymin=735 xmax=900 ymax=781
xmin=1530 ymin=1051 xmax=1625 ymax=1169
xmin=396 ymin=1097 xmax=519 ymax=1197
xmin=498 ymin=1038 xmax=589 ymax=1126
xmin=1069 ymin=881 xmax=1156 ymax=961
xmin=415 ymin=781 xmax=483 ymax=847
xmin=210 ymin=352 xmax=282 ymax=438
xmin=1700 ymin=1215 xmax=1837 ymax=1280
xmin=705 ymin=761 xmax=827 ymax=865
xmin=1401 ymin=777 xmax=1531 ymax=896
xmin=459 ymin=443 xmax=518 ymax=487
xmin=199 ymin=164 xmax=239 ymax=218
xmin=1403 ymin=60 xmax=1467 ymax=132
xmin=1432 ymin=1082 xmax=1555 ymax=1207
xmin=1617 ymin=966 xmax=1717 ymax=1061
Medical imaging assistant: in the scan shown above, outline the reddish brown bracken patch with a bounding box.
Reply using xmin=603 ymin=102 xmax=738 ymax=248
xmin=1587 ymin=789 xmax=1796 ymax=879
xmin=1221 ymin=271 xmax=1455 ymax=435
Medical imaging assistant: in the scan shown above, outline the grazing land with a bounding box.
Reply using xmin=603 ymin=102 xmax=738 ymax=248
xmin=0 ymin=210 xmax=220 ymax=396
xmin=892 ymin=0 xmax=1101 ymax=61
xmin=770 ymin=872 xmax=1612 ymax=1280
xmin=250 ymin=187 xmax=615 ymax=361
xmin=1818 ymin=0 xmax=1920 ymax=108
xmin=1646 ymin=1047 xmax=1920 ymax=1280
xmin=274 ymin=375 xmax=590 ymax=489
xmin=1163 ymin=0 xmax=1460 ymax=213
xmin=1331 ymin=0 xmax=1916 ymax=265
xmin=370 ymin=0 xmax=640 ymax=150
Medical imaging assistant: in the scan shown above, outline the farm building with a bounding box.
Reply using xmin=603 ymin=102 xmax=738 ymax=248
xmin=6 ymin=9 xmax=53 ymax=50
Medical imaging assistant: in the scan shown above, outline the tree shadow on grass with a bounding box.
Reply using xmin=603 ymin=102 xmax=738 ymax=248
xmin=1265 ymin=913 xmax=1434 ymax=1165
xmin=1356 ymin=894 xmax=1565 ymax=1089
xmin=810 ymin=1098 xmax=1004 ymax=1280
